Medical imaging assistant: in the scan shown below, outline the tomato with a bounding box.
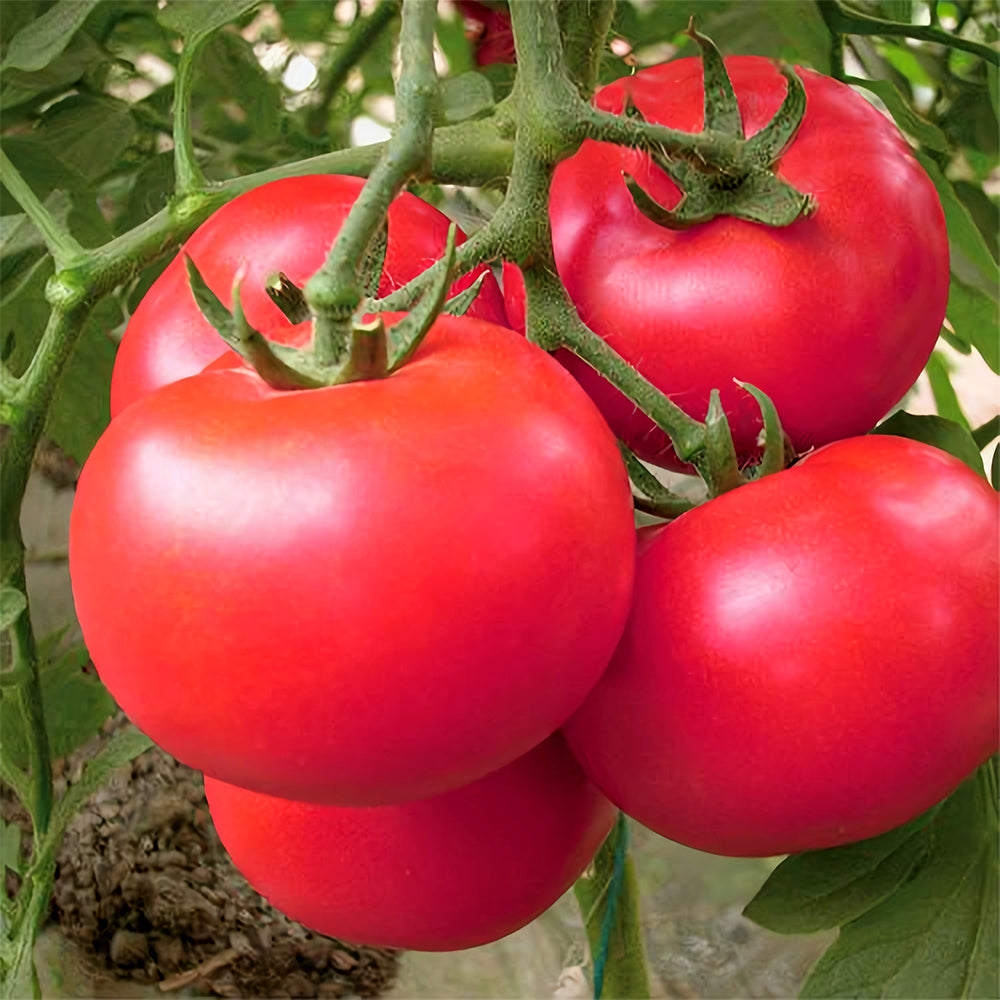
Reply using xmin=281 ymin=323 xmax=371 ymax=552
xmin=70 ymin=314 xmax=636 ymax=806
xmin=111 ymin=175 xmax=508 ymax=416
xmin=204 ymin=734 xmax=615 ymax=951
xmin=563 ymin=435 xmax=999 ymax=857
xmin=456 ymin=1 xmax=515 ymax=66
xmin=504 ymin=58 xmax=949 ymax=468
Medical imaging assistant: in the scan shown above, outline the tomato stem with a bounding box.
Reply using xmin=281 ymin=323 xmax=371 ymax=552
xmin=305 ymin=0 xmax=440 ymax=368
xmin=574 ymin=814 xmax=650 ymax=999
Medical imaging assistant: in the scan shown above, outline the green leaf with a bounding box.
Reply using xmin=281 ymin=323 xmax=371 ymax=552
xmin=0 ymin=633 xmax=117 ymax=770
xmin=0 ymin=587 xmax=27 ymax=632
xmin=801 ymin=762 xmax=999 ymax=999
xmin=881 ymin=43 xmax=937 ymax=89
xmin=874 ymin=411 xmax=987 ymax=478
xmin=0 ymin=0 xmax=100 ymax=73
xmin=744 ymin=807 xmax=940 ymax=934
xmin=916 ymin=151 xmax=1000 ymax=372
xmin=0 ymin=27 xmax=105 ymax=112
xmin=35 ymin=94 xmax=138 ymax=185
xmin=1 ymin=819 xmax=23 ymax=883
xmin=156 ymin=0 xmax=262 ymax=40
xmin=973 ymin=416 xmax=999 ymax=450
xmin=44 ymin=306 xmax=117 ymax=464
xmin=945 ymin=277 xmax=1000 ymax=373
xmin=924 ymin=351 xmax=971 ymax=430
xmin=574 ymin=815 xmax=650 ymax=1000
xmin=845 ymin=76 xmax=950 ymax=152
xmin=439 ymin=72 xmax=494 ymax=124
xmin=53 ymin=726 xmax=154 ymax=829
xmin=879 ymin=0 xmax=913 ymax=21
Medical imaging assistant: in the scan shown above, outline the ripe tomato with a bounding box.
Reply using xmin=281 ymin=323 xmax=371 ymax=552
xmin=456 ymin=1 xmax=515 ymax=66
xmin=563 ymin=435 xmax=999 ymax=857
xmin=204 ymin=734 xmax=615 ymax=951
xmin=504 ymin=58 xmax=949 ymax=468
xmin=111 ymin=175 xmax=508 ymax=416
xmin=70 ymin=314 xmax=636 ymax=806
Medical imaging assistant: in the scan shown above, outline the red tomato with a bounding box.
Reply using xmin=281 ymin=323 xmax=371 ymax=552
xmin=504 ymin=59 xmax=949 ymax=468
xmin=456 ymin=1 xmax=515 ymax=66
xmin=204 ymin=734 xmax=615 ymax=951
xmin=563 ymin=435 xmax=999 ymax=857
xmin=111 ymin=175 xmax=508 ymax=416
xmin=70 ymin=314 xmax=636 ymax=806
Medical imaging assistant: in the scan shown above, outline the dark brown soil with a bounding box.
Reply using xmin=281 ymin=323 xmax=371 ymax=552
xmin=3 ymin=723 xmax=398 ymax=999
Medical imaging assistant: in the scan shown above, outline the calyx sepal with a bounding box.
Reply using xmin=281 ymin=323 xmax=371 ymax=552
xmin=625 ymin=19 xmax=817 ymax=229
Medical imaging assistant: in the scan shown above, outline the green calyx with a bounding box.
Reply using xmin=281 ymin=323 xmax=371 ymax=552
xmin=184 ymin=224 xmax=461 ymax=391
xmin=625 ymin=19 xmax=817 ymax=229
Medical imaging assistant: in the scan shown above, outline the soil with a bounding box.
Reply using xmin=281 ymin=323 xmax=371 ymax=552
xmin=3 ymin=719 xmax=398 ymax=1000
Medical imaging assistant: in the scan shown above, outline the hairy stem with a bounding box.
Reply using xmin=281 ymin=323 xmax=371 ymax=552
xmin=817 ymin=0 xmax=1000 ymax=65
xmin=173 ymin=33 xmax=211 ymax=193
xmin=309 ymin=0 xmax=402 ymax=136
xmin=305 ymin=0 xmax=440 ymax=366
xmin=0 ymin=150 xmax=84 ymax=267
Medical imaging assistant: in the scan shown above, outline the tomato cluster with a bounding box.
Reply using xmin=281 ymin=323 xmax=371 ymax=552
xmin=70 ymin=53 xmax=998 ymax=956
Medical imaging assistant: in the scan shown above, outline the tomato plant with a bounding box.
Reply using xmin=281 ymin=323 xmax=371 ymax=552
xmin=564 ymin=434 xmax=999 ymax=858
xmin=110 ymin=174 xmax=508 ymax=415
xmin=505 ymin=57 xmax=950 ymax=468
xmin=5 ymin=2 xmax=999 ymax=996
xmin=70 ymin=313 xmax=635 ymax=806
xmin=204 ymin=734 xmax=616 ymax=951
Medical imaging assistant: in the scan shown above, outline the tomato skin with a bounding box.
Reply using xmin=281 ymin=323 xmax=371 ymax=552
xmin=563 ymin=435 xmax=999 ymax=857
xmin=456 ymin=1 xmax=515 ymax=66
xmin=110 ymin=175 xmax=508 ymax=416
xmin=504 ymin=58 xmax=949 ymax=468
xmin=204 ymin=734 xmax=615 ymax=951
xmin=71 ymin=315 xmax=636 ymax=806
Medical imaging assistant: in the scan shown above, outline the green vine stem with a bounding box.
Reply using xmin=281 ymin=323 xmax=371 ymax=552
xmin=308 ymin=0 xmax=403 ymax=137
xmin=817 ymin=0 xmax=1000 ymax=65
xmin=0 ymin=148 xmax=84 ymax=268
xmin=304 ymin=0 xmax=440 ymax=366
xmin=522 ymin=267 xmax=708 ymax=466
xmin=172 ymin=33 xmax=211 ymax=194
xmin=574 ymin=814 xmax=650 ymax=999
xmin=559 ymin=0 xmax=617 ymax=100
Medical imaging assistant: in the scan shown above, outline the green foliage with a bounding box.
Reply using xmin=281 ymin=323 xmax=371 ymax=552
xmin=0 ymin=587 xmax=27 ymax=632
xmin=874 ymin=410 xmax=987 ymax=476
xmin=924 ymin=351 xmax=971 ymax=430
xmin=1 ymin=819 xmax=23 ymax=883
xmin=745 ymin=757 xmax=1000 ymax=998
xmin=747 ymin=760 xmax=999 ymax=999
xmin=917 ymin=152 xmax=1000 ymax=373
xmin=0 ymin=631 xmax=117 ymax=770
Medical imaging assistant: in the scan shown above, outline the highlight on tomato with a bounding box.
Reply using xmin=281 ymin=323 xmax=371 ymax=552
xmin=563 ymin=434 xmax=999 ymax=857
xmin=205 ymin=734 xmax=616 ymax=951
xmin=110 ymin=174 xmax=508 ymax=415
